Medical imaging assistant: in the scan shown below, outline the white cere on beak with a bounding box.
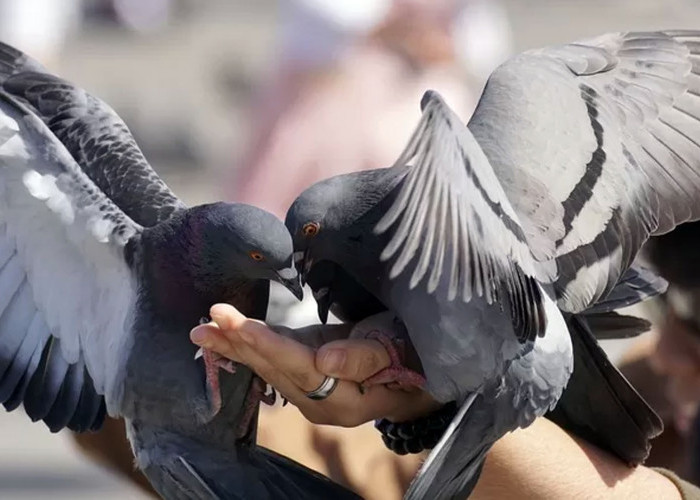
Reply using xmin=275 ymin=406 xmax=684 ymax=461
xmin=293 ymin=251 xmax=305 ymax=262
xmin=278 ymin=267 xmax=298 ymax=280
xmin=313 ymin=287 xmax=329 ymax=300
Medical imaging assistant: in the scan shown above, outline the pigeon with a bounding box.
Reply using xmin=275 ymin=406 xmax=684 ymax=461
xmin=286 ymin=29 xmax=700 ymax=498
xmin=0 ymin=42 xmax=360 ymax=500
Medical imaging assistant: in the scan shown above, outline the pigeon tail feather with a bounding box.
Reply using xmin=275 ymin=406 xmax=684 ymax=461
xmin=546 ymin=314 xmax=663 ymax=465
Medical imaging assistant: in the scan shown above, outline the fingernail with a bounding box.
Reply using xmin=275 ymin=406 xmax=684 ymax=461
xmin=209 ymin=312 xmax=227 ymax=330
xmin=320 ymin=349 xmax=346 ymax=373
xmin=190 ymin=326 xmax=208 ymax=344
xmin=210 ymin=303 xmax=237 ymax=329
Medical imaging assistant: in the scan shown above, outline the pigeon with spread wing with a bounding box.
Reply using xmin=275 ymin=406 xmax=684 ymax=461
xmin=286 ymin=30 xmax=700 ymax=498
xmin=0 ymin=42 xmax=360 ymax=499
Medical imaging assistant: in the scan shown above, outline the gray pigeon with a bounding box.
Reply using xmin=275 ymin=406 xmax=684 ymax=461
xmin=286 ymin=30 xmax=700 ymax=498
xmin=0 ymin=42 xmax=360 ymax=499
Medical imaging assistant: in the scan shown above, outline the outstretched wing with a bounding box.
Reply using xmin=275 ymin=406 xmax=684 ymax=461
xmin=0 ymin=42 xmax=185 ymax=227
xmin=468 ymin=30 xmax=700 ymax=312
xmin=375 ymin=91 xmax=549 ymax=343
xmin=0 ymin=82 xmax=140 ymax=431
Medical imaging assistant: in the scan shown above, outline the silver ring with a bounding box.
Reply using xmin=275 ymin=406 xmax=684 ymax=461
xmin=305 ymin=376 xmax=338 ymax=401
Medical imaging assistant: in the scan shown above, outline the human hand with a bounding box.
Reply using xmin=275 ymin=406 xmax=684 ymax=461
xmin=190 ymin=304 xmax=439 ymax=427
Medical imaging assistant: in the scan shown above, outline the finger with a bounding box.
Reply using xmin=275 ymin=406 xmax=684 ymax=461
xmin=316 ymin=339 xmax=391 ymax=382
xmin=209 ymin=303 xmax=270 ymax=345
xmin=229 ymin=329 xmax=403 ymax=423
xmin=243 ymin=325 xmax=326 ymax=392
xmin=272 ymin=323 xmax=354 ymax=349
xmin=190 ymin=322 xmax=320 ymax=406
xmin=202 ymin=305 xmax=436 ymax=426
xmin=290 ymin=382 xmax=441 ymax=427
xmin=190 ymin=324 xmax=241 ymax=361
xmin=208 ymin=305 xmax=344 ymax=397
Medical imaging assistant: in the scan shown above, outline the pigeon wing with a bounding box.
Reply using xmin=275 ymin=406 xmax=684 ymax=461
xmin=0 ymin=85 xmax=141 ymax=432
xmin=469 ymin=30 xmax=700 ymax=312
xmin=375 ymin=91 xmax=548 ymax=343
xmin=0 ymin=41 xmax=186 ymax=227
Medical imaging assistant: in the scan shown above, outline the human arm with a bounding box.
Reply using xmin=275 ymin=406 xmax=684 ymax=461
xmin=472 ymin=417 xmax=681 ymax=500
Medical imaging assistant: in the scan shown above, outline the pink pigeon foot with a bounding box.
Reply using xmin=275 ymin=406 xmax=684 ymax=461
xmin=200 ymin=346 xmax=276 ymax=437
xmin=203 ymin=347 xmax=237 ymax=416
xmin=361 ymin=330 xmax=426 ymax=390
xmin=236 ymin=377 xmax=277 ymax=438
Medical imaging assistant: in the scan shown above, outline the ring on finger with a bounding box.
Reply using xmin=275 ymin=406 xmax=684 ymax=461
xmin=305 ymin=376 xmax=339 ymax=401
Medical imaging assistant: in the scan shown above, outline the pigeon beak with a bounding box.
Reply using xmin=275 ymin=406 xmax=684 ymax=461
xmin=293 ymin=250 xmax=311 ymax=286
xmin=276 ymin=266 xmax=304 ymax=301
xmin=313 ymin=287 xmax=332 ymax=324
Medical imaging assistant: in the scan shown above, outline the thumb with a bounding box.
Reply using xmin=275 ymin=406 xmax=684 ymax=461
xmin=316 ymin=339 xmax=391 ymax=382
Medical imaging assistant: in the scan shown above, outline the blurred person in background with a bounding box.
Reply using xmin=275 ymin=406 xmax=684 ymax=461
xmin=629 ymin=222 xmax=700 ymax=485
xmin=230 ymin=0 xmax=511 ymax=220
xmin=0 ymin=0 xmax=82 ymax=69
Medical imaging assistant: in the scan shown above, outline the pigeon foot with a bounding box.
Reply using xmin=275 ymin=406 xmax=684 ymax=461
xmin=361 ymin=330 xmax=426 ymax=390
xmin=202 ymin=348 xmax=237 ymax=417
xmin=236 ymin=377 xmax=276 ymax=438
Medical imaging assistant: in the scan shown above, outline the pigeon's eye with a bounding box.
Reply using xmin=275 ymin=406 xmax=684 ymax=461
xmin=249 ymin=251 xmax=265 ymax=262
xmin=302 ymin=222 xmax=320 ymax=238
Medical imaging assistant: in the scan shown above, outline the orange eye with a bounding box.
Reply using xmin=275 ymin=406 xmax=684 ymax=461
xmin=302 ymin=222 xmax=320 ymax=237
xmin=249 ymin=251 xmax=265 ymax=261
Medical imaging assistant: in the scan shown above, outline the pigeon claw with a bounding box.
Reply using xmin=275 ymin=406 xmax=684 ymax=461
xmin=202 ymin=348 xmax=223 ymax=418
xmin=201 ymin=347 xmax=238 ymax=420
xmin=235 ymin=377 xmax=277 ymax=438
xmin=361 ymin=330 xmax=426 ymax=391
xmin=261 ymin=384 xmax=277 ymax=406
xmin=218 ymin=359 xmax=236 ymax=374
xmin=361 ymin=366 xmax=427 ymax=390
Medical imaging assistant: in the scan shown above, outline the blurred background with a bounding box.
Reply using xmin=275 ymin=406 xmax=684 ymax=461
xmin=2 ymin=0 xmax=700 ymax=498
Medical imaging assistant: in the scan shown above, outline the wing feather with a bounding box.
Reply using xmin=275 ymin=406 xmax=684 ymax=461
xmin=24 ymin=337 xmax=70 ymax=422
xmin=0 ymin=81 xmax=141 ymax=432
xmin=375 ymin=92 xmax=551 ymax=342
xmin=0 ymin=42 xmax=185 ymax=227
xmin=43 ymin=359 xmax=84 ymax=432
xmin=469 ymin=30 xmax=700 ymax=312
xmin=0 ymin=312 xmax=46 ymax=401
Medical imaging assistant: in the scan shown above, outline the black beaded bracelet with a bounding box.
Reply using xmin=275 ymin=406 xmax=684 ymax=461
xmin=375 ymin=402 xmax=457 ymax=455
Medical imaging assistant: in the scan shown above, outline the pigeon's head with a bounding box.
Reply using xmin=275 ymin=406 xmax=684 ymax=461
xmin=286 ymin=168 xmax=404 ymax=286
xmin=191 ymin=202 xmax=303 ymax=300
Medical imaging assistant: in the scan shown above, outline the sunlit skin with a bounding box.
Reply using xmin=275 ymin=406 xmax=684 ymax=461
xmin=190 ymin=304 xmax=440 ymax=427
